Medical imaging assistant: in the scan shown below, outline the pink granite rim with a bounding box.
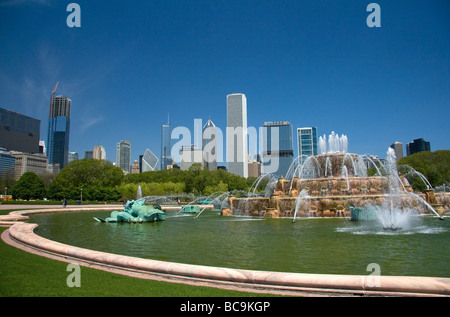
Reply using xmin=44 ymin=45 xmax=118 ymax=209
xmin=2 ymin=206 xmax=450 ymax=296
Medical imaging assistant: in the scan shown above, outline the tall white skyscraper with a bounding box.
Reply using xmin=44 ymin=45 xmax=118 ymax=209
xmin=226 ymin=93 xmax=248 ymax=178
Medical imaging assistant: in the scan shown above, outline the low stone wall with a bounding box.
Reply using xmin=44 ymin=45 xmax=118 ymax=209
xmin=2 ymin=206 xmax=450 ymax=296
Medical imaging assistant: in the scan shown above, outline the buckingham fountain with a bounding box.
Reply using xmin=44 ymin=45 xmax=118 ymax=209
xmin=220 ymin=132 xmax=448 ymax=228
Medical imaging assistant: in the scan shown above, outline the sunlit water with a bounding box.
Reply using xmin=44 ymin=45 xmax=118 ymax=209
xmin=29 ymin=210 xmax=450 ymax=277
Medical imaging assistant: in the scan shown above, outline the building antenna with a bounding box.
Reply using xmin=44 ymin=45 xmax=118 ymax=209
xmin=168 ymin=113 xmax=170 ymax=125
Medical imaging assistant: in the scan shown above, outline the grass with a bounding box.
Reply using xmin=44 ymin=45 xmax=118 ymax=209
xmin=0 ymin=227 xmax=277 ymax=297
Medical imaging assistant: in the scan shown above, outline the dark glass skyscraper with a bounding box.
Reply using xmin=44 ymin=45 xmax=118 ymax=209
xmin=261 ymin=121 xmax=294 ymax=177
xmin=0 ymin=107 xmax=41 ymax=153
xmin=406 ymin=138 xmax=431 ymax=156
xmin=47 ymin=96 xmax=71 ymax=169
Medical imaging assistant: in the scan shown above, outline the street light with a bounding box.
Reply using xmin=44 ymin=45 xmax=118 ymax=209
xmin=80 ymin=188 xmax=83 ymax=204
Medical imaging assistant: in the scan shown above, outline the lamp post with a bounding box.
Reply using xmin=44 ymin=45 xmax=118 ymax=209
xmin=4 ymin=187 xmax=7 ymax=196
xmin=80 ymin=188 xmax=83 ymax=204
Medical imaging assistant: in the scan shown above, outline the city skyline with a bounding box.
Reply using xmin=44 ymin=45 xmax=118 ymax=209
xmin=0 ymin=1 xmax=449 ymax=165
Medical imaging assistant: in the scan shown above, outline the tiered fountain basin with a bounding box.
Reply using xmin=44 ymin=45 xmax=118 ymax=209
xmin=223 ymin=153 xmax=449 ymax=218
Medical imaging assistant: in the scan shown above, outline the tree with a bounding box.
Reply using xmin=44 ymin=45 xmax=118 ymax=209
xmin=11 ymin=172 xmax=46 ymax=200
xmin=398 ymin=150 xmax=450 ymax=191
xmin=47 ymin=159 xmax=124 ymax=200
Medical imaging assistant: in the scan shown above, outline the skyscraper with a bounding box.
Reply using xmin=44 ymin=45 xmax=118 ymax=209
xmin=261 ymin=121 xmax=294 ymax=177
xmin=0 ymin=107 xmax=41 ymax=154
xmin=297 ymin=127 xmax=318 ymax=162
xmin=161 ymin=117 xmax=173 ymax=170
xmin=406 ymin=138 xmax=431 ymax=156
xmin=140 ymin=148 xmax=159 ymax=172
xmin=202 ymin=118 xmax=217 ymax=171
xmin=47 ymin=95 xmax=71 ymax=169
xmin=226 ymin=93 xmax=248 ymax=178
xmin=180 ymin=145 xmax=203 ymax=171
xmin=390 ymin=142 xmax=404 ymax=160
xmin=116 ymin=140 xmax=131 ymax=173
xmin=68 ymin=151 xmax=79 ymax=163
xmin=93 ymin=145 xmax=106 ymax=160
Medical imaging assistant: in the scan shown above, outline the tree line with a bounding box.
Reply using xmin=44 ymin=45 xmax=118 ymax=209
xmin=6 ymin=159 xmax=254 ymax=201
xmin=6 ymin=150 xmax=449 ymax=201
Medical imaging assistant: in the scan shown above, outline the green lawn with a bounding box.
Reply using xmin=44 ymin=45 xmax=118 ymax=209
xmin=0 ymin=227 xmax=276 ymax=297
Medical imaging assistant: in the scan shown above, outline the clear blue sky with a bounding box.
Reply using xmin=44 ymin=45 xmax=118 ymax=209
xmin=1 ymin=0 xmax=449 ymax=164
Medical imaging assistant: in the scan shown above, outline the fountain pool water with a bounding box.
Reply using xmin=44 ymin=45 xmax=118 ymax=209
xmin=28 ymin=210 xmax=450 ymax=277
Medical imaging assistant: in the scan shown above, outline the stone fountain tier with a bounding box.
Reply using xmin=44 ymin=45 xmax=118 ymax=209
xmin=225 ymin=193 xmax=442 ymax=218
xmin=220 ymin=151 xmax=448 ymax=218
xmin=223 ymin=174 xmax=449 ymax=218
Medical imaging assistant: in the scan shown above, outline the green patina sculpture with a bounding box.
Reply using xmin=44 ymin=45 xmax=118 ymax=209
xmin=94 ymin=199 xmax=166 ymax=223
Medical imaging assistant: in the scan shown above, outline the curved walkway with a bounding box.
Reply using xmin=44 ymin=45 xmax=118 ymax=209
xmin=1 ymin=206 xmax=450 ymax=297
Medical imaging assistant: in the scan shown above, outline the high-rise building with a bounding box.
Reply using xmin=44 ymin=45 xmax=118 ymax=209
xmin=93 ymin=145 xmax=106 ymax=160
xmin=0 ymin=107 xmax=41 ymax=153
xmin=68 ymin=151 xmax=79 ymax=163
xmin=9 ymin=151 xmax=49 ymax=180
xmin=47 ymin=95 xmax=71 ymax=169
xmin=139 ymin=148 xmax=159 ymax=172
xmin=390 ymin=142 xmax=404 ymax=160
xmin=131 ymin=160 xmax=140 ymax=174
xmin=0 ymin=148 xmax=15 ymax=178
xmin=248 ymin=160 xmax=261 ymax=178
xmin=226 ymin=93 xmax=248 ymax=178
xmin=202 ymin=118 xmax=217 ymax=171
xmin=84 ymin=151 xmax=93 ymax=160
xmin=116 ymin=140 xmax=131 ymax=173
xmin=180 ymin=145 xmax=203 ymax=171
xmin=161 ymin=118 xmax=173 ymax=170
xmin=297 ymin=127 xmax=318 ymax=162
xmin=406 ymin=138 xmax=431 ymax=156
xmin=261 ymin=121 xmax=294 ymax=177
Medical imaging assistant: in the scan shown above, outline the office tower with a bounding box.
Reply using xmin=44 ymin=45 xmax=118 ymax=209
xmin=116 ymin=140 xmax=131 ymax=173
xmin=406 ymin=138 xmax=431 ymax=156
xmin=9 ymin=151 xmax=48 ymax=180
xmin=248 ymin=160 xmax=261 ymax=178
xmin=84 ymin=151 xmax=93 ymax=160
xmin=390 ymin=142 xmax=404 ymax=160
xmin=0 ymin=107 xmax=41 ymax=153
xmin=180 ymin=145 xmax=203 ymax=171
xmin=39 ymin=140 xmax=46 ymax=155
xmin=226 ymin=93 xmax=248 ymax=178
xmin=202 ymin=118 xmax=217 ymax=171
xmin=140 ymin=148 xmax=159 ymax=172
xmin=47 ymin=95 xmax=71 ymax=169
xmin=68 ymin=151 xmax=79 ymax=163
xmin=0 ymin=148 xmax=15 ymax=178
xmin=261 ymin=121 xmax=294 ymax=177
xmin=161 ymin=118 xmax=173 ymax=170
xmin=297 ymin=127 xmax=318 ymax=162
xmin=131 ymin=160 xmax=140 ymax=174
xmin=93 ymin=145 xmax=106 ymax=160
